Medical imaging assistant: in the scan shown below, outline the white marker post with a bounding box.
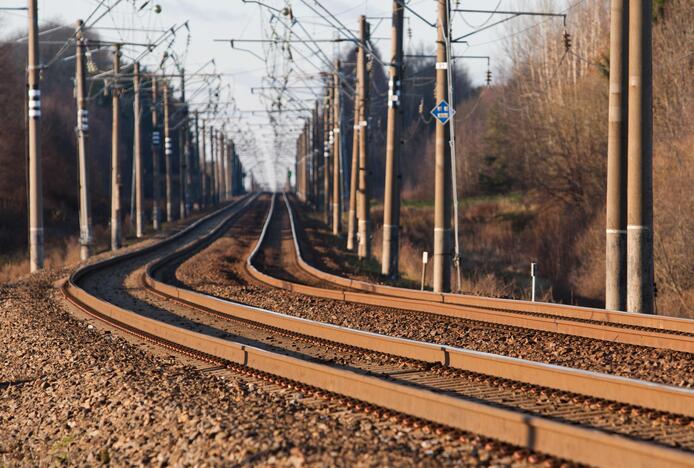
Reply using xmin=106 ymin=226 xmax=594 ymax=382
xmin=421 ymin=251 xmax=429 ymax=291
xmin=531 ymin=262 xmax=537 ymax=302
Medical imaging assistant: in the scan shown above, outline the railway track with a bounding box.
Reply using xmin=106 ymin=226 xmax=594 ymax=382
xmin=104 ymin=193 xmax=694 ymax=467
xmin=281 ymin=194 xmax=694 ymax=354
xmin=198 ymin=193 xmax=692 ymax=389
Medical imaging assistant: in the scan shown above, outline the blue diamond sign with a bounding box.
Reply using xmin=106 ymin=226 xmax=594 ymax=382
xmin=431 ymin=100 xmax=455 ymax=125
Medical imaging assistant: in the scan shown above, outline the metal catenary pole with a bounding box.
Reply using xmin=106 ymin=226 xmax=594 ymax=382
xmin=306 ymin=121 xmax=312 ymax=201
xmin=297 ymin=128 xmax=303 ymax=199
xmin=332 ymin=60 xmax=342 ymax=234
xmin=27 ymin=0 xmax=43 ymax=271
xmin=151 ymin=75 xmax=161 ymax=230
xmin=433 ymin=0 xmax=452 ymax=292
xmin=357 ymin=15 xmax=371 ymax=259
xmin=218 ymin=131 xmax=226 ymax=202
xmin=229 ymin=141 xmax=236 ymax=198
xmin=227 ymin=139 xmax=232 ymax=200
xmin=297 ymin=127 xmax=303 ymax=199
xmin=195 ymin=111 xmax=205 ymax=209
xmin=606 ymin=0 xmax=629 ymax=311
xmin=133 ymin=62 xmax=144 ymax=238
xmin=75 ymin=20 xmax=93 ymax=260
xmin=234 ymin=143 xmax=240 ymax=195
xmin=303 ymin=125 xmax=308 ymax=200
xmin=346 ymin=82 xmax=360 ymax=251
xmin=209 ymin=126 xmax=216 ymax=204
xmin=444 ymin=0 xmax=462 ymax=293
xmin=110 ymin=44 xmax=122 ymax=250
xmin=192 ymin=117 xmax=201 ymax=211
xmin=163 ymin=83 xmax=173 ymax=222
xmin=300 ymin=123 xmax=305 ymax=200
xmin=381 ymin=0 xmax=405 ymax=277
xmin=626 ymin=0 xmax=654 ymax=314
xmin=183 ymin=72 xmax=194 ymax=214
xmin=312 ymin=102 xmax=320 ymax=207
xmin=214 ymin=128 xmax=221 ymax=203
xmin=178 ymin=69 xmax=187 ymax=219
xmin=323 ymin=82 xmax=331 ymax=223
xmin=218 ymin=130 xmax=223 ymax=202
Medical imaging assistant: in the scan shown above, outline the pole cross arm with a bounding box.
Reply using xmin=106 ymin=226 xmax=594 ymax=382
xmin=452 ymin=10 xmax=567 ymax=42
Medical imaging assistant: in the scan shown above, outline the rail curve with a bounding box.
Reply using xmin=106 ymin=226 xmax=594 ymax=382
xmin=61 ymin=193 xmax=694 ymax=467
xmin=278 ymin=193 xmax=694 ymax=353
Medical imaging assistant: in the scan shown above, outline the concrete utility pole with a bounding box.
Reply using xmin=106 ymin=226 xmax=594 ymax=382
xmin=296 ymin=130 xmax=302 ymax=198
xmin=433 ymin=0 xmax=452 ymax=292
xmin=163 ymin=83 xmax=173 ymax=222
xmin=346 ymin=82 xmax=360 ymax=251
xmin=178 ymin=69 xmax=189 ymax=219
xmin=301 ymin=119 xmax=311 ymax=202
xmin=178 ymin=132 xmax=186 ymax=216
xmin=204 ymin=136 xmax=210 ymax=200
xmin=605 ymin=0 xmax=629 ymax=311
xmin=221 ymin=134 xmax=227 ymax=200
xmin=195 ymin=111 xmax=205 ymax=209
xmin=110 ymin=44 xmax=122 ymax=250
xmin=178 ymin=69 xmax=193 ymax=219
xmin=307 ymin=120 xmax=312 ymax=200
xmin=238 ymin=146 xmax=242 ymax=196
xmin=297 ymin=132 xmax=301 ymax=197
xmin=214 ymin=127 xmax=220 ymax=203
xmin=226 ymin=142 xmax=233 ymax=199
xmin=218 ymin=131 xmax=225 ymax=202
xmin=231 ymin=148 xmax=238 ymax=196
xmin=323 ymin=83 xmax=331 ymax=223
xmin=332 ymin=61 xmax=342 ymax=234
xmin=626 ymin=0 xmax=654 ymax=314
xmin=312 ymin=102 xmax=319 ymax=206
xmin=225 ymin=137 xmax=231 ymax=200
xmin=133 ymin=62 xmax=144 ymax=238
xmin=209 ymin=127 xmax=217 ymax=204
xmin=27 ymin=0 xmax=43 ymax=271
xmin=75 ymin=20 xmax=93 ymax=260
xmin=382 ymin=0 xmax=405 ymax=277
xmin=232 ymin=141 xmax=236 ymax=198
xmin=304 ymin=123 xmax=309 ymax=198
xmin=238 ymin=155 xmax=244 ymax=194
xmin=151 ymin=76 xmax=161 ymax=230
xmin=357 ymin=15 xmax=371 ymax=259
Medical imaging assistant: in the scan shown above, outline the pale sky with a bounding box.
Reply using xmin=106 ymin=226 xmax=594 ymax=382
xmin=1 ymin=0 xmax=572 ymax=189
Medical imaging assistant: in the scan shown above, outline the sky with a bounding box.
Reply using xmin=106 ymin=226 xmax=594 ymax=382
xmin=0 ymin=0 xmax=571 ymax=189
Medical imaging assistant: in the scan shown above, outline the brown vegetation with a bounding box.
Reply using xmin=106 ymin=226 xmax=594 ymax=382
xmin=369 ymin=0 xmax=692 ymax=317
xmin=0 ymin=24 xmax=187 ymax=279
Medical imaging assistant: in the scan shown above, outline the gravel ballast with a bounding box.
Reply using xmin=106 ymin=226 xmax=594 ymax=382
xmin=1 ymin=204 xmax=542 ymax=466
xmin=174 ymin=199 xmax=694 ymax=389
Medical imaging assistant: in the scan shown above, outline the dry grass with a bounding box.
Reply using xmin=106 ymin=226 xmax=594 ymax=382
xmin=0 ymin=224 xmax=113 ymax=284
xmin=0 ymin=237 xmax=82 ymax=283
xmin=370 ymin=194 xmax=549 ymax=299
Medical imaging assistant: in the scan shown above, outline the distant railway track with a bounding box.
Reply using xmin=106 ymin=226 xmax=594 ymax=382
xmin=275 ymin=193 xmax=694 ymax=353
xmin=62 ymin=193 xmax=694 ymax=467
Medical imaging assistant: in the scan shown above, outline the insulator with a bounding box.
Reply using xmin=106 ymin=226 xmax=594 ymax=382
xmin=485 ymin=70 xmax=492 ymax=86
xmin=563 ymin=31 xmax=572 ymax=51
xmin=418 ymin=98 xmax=424 ymax=114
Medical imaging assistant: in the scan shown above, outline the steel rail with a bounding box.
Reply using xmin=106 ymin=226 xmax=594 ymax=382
xmin=145 ymin=192 xmax=694 ymax=418
xmin=281 ymin=194 xmax=694 ymax=352
xmin=62 ymin=193 xmax=694 ymax=467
